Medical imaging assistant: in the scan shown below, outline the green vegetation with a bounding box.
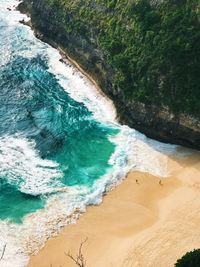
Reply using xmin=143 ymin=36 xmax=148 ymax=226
xmin=175 ymin=249 xmax=200 ymax=267
xmin=40 ymin=0 xmax=200 ymax=116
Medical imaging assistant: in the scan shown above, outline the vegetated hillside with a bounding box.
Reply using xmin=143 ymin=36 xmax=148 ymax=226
xmin=18 ymin=0 xmax=200 ymax=148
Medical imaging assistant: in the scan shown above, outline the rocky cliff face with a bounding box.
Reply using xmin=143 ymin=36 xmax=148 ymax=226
xmin=18 ymin=0 xmax=200 ymax=149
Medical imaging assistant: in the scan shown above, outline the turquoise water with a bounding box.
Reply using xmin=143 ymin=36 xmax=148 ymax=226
xmin=0 ymin=181 xmax=45 ymax=223
xmin=0 ymin=2 xmax=118 ymax=223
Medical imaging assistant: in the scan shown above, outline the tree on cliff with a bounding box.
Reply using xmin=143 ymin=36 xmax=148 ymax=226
xmin=24 ymin=0 xmax=199 ymax=117
xmin=18 ymin=0 xmax=200 ymax=147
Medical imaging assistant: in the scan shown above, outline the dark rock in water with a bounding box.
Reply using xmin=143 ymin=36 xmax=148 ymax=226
xmin=19 ymin=18 xmax=32 ymax=27
xmin=17 ymin=0 xmax=200 ymax=150
xmin=59 ymin=58 xmax=65 ymax=64
xmin=19 ymin=19 xmax=25 ymax=24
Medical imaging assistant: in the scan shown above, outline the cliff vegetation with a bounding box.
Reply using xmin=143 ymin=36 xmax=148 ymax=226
xmin=18 ymin=0 xmax=200 ymax=148
xmin=28 ymin=0 xmax=200 ymax=117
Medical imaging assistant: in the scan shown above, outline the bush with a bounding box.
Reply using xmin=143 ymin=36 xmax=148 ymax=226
xmin=30 ymin=0 xmax=200 ymax=117
xmin=175 ymin=249 xmax=200 ymax=267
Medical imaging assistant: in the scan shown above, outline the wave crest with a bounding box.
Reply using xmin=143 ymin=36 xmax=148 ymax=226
xmin=0 ymin=135 xmax=63 ymax=195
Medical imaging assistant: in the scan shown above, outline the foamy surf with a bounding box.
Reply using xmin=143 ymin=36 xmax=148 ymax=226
xmin=1 ymin=0 xmax=117 ymax=124
xmin=0 ymin=135 xmax=63 ymax=195
xmin=0 ymin=1 xmax=181 ymax=267
xmin=46 ymin=49 xmax=117 ymax=124
xmin=0 ymin=128 xmax=178 ymax=267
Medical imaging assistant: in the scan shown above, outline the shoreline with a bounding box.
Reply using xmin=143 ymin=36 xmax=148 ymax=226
xmin=18 ymin=17 xmax=118 ymax=123
xmin=57 ymin=47 xmax=113 ymax=107
xmin=57 ymin=46 xmax=118 ymax=122
xmin=28 ymin=149 xmax=200 ymax=267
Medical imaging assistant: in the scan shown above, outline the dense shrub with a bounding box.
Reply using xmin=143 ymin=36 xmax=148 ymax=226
xmin=175 ymin=249 xmax=200 ymax=267
xmin=45 ymin=0 xmax=200 ymax=117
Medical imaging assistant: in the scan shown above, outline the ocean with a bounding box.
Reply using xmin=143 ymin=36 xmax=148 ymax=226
xmin=0 ymin=1 xmax=177 ymax=266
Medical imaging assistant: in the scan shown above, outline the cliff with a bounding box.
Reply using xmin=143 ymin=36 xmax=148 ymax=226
xmin=18 ymin=0 xmax=200 ymax=149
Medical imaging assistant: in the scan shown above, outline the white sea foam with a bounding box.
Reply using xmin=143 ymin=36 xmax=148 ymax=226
xmin=0 ymin=0 xmax=39 ymax=68
xmin=0 ymin=221 xmax=29 ymax=267
xmin=0 ymin=135 xmax=63 ymax=195
xmin=109 ymin=126 xmax=178 ymax=178
xmin=46 ymin=48 xmax=117 ymax=124
xmin=1 ymin=0 xmax=117 ymax=124
xmin=0 ymin=127 xmax=179 ymax=267
xmin=0 ymin=1 xmax=181 ymax=267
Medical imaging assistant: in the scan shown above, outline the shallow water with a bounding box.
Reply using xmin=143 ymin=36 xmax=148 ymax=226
xmin=0 ymin=1 xmax=178 ymax=266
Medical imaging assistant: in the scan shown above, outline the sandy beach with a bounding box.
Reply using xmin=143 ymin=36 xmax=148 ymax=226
xmin=28 ymin=148 xmax=200 ymax=267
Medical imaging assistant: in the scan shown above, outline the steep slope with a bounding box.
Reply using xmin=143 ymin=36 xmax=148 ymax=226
xmin=18 ymin=0 xmax=200 ymax=149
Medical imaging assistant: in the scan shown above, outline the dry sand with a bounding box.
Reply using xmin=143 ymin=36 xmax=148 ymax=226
xmin=28 ymin=149 xmax=200 ymax=267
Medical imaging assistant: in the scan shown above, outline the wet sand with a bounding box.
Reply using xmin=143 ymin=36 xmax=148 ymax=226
xmin=28 ymin=149 xmax=200 ymax=267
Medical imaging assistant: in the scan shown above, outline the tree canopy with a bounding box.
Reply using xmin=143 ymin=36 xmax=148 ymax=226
xmin=175 ymin=249 xmax=200 ymax=267
xmin=46 ymin=0 xmax=200 ymax=117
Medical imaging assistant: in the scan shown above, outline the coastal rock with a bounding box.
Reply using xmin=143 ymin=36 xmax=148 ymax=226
xmin=18 ymin=0 xmax=200 ymax=149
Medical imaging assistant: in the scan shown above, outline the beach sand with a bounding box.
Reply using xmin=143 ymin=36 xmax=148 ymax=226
xmin=28 ymin=149 xmax=200 ymax=267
